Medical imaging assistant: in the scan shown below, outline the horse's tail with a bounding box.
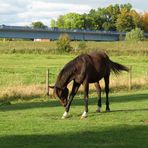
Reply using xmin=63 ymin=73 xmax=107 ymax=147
xmin=109 ymin=59 xmax=129 ymax=74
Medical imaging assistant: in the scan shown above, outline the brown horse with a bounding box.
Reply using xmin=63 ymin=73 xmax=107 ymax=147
xmin=49 ymin=51 xmax=129 ymax=119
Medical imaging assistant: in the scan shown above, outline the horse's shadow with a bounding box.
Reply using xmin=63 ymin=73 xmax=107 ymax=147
xmin=0 ymin=125 xmax=147 ymax=147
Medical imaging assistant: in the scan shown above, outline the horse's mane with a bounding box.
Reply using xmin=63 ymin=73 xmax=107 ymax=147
xmin=55 ymin=54 xmax=87 ymax=88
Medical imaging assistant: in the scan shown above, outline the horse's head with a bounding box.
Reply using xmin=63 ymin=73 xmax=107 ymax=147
xmin=49 ymin=85 xmax=69 ymax=107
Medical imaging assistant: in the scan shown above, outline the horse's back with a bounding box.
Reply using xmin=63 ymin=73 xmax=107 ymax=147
xmin=73 ymin=51 xmax=110 ymax=83
xmin=88 ymin=51 xmax=109 ymax=71
xmin=88 ymin=51 xmax=109 ymax=62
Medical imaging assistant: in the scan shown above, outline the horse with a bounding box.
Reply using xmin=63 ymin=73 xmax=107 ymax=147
xmin=49 ymin=51 xmax=129 ymax=119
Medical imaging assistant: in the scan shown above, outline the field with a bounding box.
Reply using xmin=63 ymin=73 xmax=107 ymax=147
xmin=0 ymin=41 xmax=148 ymax=147
xmin=0 ymin=90 xmax=148 ymax=148
xmin=0 ymin=53 xmax=147 ymax=101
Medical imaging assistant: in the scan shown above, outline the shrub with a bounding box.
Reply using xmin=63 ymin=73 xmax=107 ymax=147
xmin=56 ymin=34 xmax=72 ymax=53
xmin=125 ymin=28 xmax=144 ymax=41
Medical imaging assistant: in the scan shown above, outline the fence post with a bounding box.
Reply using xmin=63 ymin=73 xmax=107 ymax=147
xmin=46 ymin=69 xmax=49 ymax=96
xmin=129 ymin=66 xmax=132 ymax=90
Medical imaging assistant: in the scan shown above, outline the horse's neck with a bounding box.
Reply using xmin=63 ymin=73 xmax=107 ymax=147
xmin=56 ymin=69 xmax=73 ymax=89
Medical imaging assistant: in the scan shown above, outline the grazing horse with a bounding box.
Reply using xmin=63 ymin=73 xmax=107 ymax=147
xmin=49 ymin=51 xmax=129 ymax=119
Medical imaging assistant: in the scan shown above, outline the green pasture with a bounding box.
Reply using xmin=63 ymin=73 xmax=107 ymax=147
xmin=0 ymin=41 xmax=147 ymax=147
xmin=0 ymin=54 xmax=147 ymax=87
xmin=0 ymin=54 xmax=73 ymax=86
xmin=0 ymin=90 xmax=148 ymax=148
xmin=0 ymin=40 xmax=147 ymax=89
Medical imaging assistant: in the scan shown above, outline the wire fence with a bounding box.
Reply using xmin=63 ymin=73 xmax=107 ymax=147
xmin=0 ymin=65 xmax=147 ymax=100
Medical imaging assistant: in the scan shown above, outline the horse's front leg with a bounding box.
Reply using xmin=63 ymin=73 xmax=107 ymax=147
xmin=81 ymin=82 xmax=89 ymax=119
xmin=62 ymin=82 xmax=80 ymax=119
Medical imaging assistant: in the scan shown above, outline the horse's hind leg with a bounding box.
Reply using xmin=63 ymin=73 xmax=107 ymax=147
xmin=104 ymin=75 xmax=110 ymax=112
xmin=94 ymin=82 xmax=101 ymax=112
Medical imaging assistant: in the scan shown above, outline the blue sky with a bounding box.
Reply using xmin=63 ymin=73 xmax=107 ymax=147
xmin=0 ymin=0 xmax=147 ymax=26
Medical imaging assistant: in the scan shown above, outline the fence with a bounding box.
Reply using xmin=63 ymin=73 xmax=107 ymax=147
xmin=0 ymin=65 xmax=147 ymax=101
xmin=45 ymin=65 xmax=148 ymax=94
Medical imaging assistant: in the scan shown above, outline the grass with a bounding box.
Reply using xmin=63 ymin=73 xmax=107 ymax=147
xmin=0 ymin=41 xmax=147 ymax=147
xmin=0 ymin=54 xmax=73 ymax=86
xmin=0 ymin=41 xmax=56 ymax=54
xmin=0 ymin=40 xmax=148 ymax=55
xmin=0 ymin=53 xmax=148 ymax=101
xmin=0 ymin=90 xmax=148 ymax=148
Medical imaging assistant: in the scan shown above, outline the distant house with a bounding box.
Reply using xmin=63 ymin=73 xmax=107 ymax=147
xmin=34 ymin=39 xmax=50 ymax=42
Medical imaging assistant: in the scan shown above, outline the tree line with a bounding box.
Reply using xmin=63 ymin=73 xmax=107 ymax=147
xmin=49 ymin=3 xmax=148 ymax=32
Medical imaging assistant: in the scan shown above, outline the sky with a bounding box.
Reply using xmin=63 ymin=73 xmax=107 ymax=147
xmin=0 ymin=0 xmax=147 ymax=26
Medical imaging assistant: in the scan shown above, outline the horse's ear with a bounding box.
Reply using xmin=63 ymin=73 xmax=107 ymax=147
xmin=48 ymin=85 xmax=55 ymax=89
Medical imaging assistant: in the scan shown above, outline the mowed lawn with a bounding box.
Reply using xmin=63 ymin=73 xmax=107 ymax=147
xmin=0 ymin=90 xmax=148 ymax=148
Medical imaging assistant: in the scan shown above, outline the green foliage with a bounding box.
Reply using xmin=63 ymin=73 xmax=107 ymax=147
xmin=31 ymin=21 xmax=46 ymax=29
xmin=50 ymin=19 xmax=57 ymax=28
xmin=125 ymin=28 xmax=144 ymax=41
xmin=142 ymin=12 xmax=148 ymax=32
xmin=52 ymin=3 xmax=135 ymax=32
xmin=56 ymin=15 xmax=65 ymax=28
xmin=116 ymin=8 xmax=134 ymax=32
xmin=102 ymin=4 xmax=120 ymax=31
xmin=56 ymin=34 xmax=72 ymax=53
xmin=102 ymin=22 xmax=114 ymax=31
xmin=50 ymin=3 xmax=147 ymax=33
xmin=82 ymin=13 xmax=96 ymax=30
xmin=120 ymin=3 xmax=132 ymax=11
xmin=51 ymin=13 xmax=84 ymax=29
xmin=64 ymin=13 xmax=84 ymax=29
xmin=130 ymin=10 xmax=142 ymax=28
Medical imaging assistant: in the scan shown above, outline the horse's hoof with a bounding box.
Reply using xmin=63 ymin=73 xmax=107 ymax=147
xmin=80 ymin=111 xmax=88 ymax=119
xmin=106 ymin=109 xmax=110 ymax=112
xmin=61 ymin=115 xmax=69 ymax=119
xmin=96 ymin=108 xmax=101 ymax=113
xmin=61 ymin=111 xmax=69 ymax=119
xmin=80 ymin=115 xmax=87 ymax=119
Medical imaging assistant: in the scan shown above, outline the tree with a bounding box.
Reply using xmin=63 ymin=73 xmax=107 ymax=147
xmin=102 ymin=22 xmax=114 ymax=31
xmin=142 ymin=12 xmax=148 ymax=32
xmin=64 ymin=13 xmax=84 ymax=29
xmin=57 ymin=15 xmax=65 ymax=28
xmin=116 ymin=8 xmax=134 ymax=32
xmin=49 ymin=3 xmax=141 ymax=32
xmin=82 ymin=13 xmax=95 ymax=30
xmin=102 ymin=4 xmax=120 ymax=31
xmin=56 ymin=13 xmax=84 ymax=29
xmin=130 ymin=10 xmax=142 ymax=28
xmin=31 ymin=21 xmax=46 ymax=29
xmin=88 ymin=8 xmax=104 ymax=30
xmin=125 ymin=28 xmax=144 ymax=41
xmin=50 ymin=19 xmax=57 ymax=28
xmin=120 ymin=3 xmax=132 ymax=12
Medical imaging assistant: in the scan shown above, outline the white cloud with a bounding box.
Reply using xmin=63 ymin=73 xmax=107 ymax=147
xmin=0 ymin=0 xmax=147 ymax=26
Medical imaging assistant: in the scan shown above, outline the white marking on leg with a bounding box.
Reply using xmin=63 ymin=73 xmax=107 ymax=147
xmin=61 ymin=111 xmax=68 ymax=119
xmin=81 ymin=111 xmax=87 ymax=119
